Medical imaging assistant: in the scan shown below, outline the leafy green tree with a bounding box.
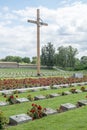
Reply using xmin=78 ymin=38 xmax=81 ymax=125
xmin=22 ymin=57 xmax=30 ymax=63
xmin=81 ymin=56 xmax=87 ymax=64
xmin=56 ymin=46 xmax=67 ymax=67
xmin=67 ymin=46 xmax=78 ymax=67
xmin=2 ymin=56 xmax=22 ymax=63
xmin=31 ymin=57 xmax=37 ymax=64
xmin=80 ymin=56 xmax=87 ymax=69
xmin=41 ymin=42 xmax=55 ymax=68
xmin=4 ymin=56 xmax=14 ymax=62
xmin=56 ymin=46 xmax=78 ymax=68
xmin=13 ymin=56 xmax=22 ymax=63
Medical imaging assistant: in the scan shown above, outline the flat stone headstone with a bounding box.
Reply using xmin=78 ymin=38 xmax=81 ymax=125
xmin=43 ymin=87 xmax=50 ymax=90
xmin=84 ymin=88 xmax=87 ymax=92
xmin=60 ymin=103 xmax=76 ymax=111
xmin=84 ymin=82 xmax=87 ymax=85
xmin=78 ymin=100 xmax=87 ymax=106
xmin=34 ymin=95 xmax=46 ymax=100
xmin=16 ymin=98 xmax=29 ymax=103
xmin=71 ymin=83 xmax=78 ymax=86
xmin=9 ymin=113 xmax=32 ymax=125
xmin=0 ymin=101 xmax=9 ymax=106
xmin=64 ymin=91 xmax=72 ymax=95
xmin=49 ymin=93 xmax=60 ymax=98
xmin=73 ymin=73 xmax=83 ymax=78
xmin=2 ymin=91 xmax=13 ymax=95
xmin=75 ymin=89 xmax=82 ymax=93
xmin=62 ymin=84 xmax=69 ymax=88
xmin=18 ymin=90 xmax=27 ymax=93
xmin=52 ymin=85 xmax=61 ymax=89
xmin=43 ymin=108 xmax=57 ymax=116
xmin=31 ymin=88 xmax=39 ymax=92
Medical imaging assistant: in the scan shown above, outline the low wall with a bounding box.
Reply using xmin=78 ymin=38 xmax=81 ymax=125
xmin=0 ymin=62 xmax=47 ymax=69
xmin=19 ymin=64 xmax=37 ymax=68
xmin=0 ymin=62 xmax=19 ymax=68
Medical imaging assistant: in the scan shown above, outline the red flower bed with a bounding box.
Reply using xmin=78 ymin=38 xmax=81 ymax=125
xmin=0 ymin=76 xmax=87 ymax=90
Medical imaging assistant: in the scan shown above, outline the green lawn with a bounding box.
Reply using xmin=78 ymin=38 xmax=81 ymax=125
xmin=7 ymin=106 xmax=87 ymax=130
xmin=0 ymin=86 xmax=87 ymax=130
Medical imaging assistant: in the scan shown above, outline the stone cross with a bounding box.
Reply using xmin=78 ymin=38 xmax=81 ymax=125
xmin=27 ymin=9 xmax=48 ymax=76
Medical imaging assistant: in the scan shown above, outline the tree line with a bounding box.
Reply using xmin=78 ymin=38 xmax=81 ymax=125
xmin=41 ymin=42 xmax=87 ymax=70
xmin=0 ymin=56 xmax=37 ymax=64
xmin=0 ymin=42 xmax=87 ymax=70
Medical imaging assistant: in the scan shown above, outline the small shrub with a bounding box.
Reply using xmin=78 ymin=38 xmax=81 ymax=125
xmin=5 ymin=94 xmax=18 ymax=105
xmin=57 ymin=106 xmax=64 ymax=113
xmin=46 ymin=94 xmax=50 ymax=99
xmin=0 ymin=110 xmax=9 ymax=129
xmin=61 ymin=92 xmax=65 ymax=96
xmin=70 ymin=88 xmax=76 ymax=93
xmin=27 ymin=94 xmax=34 ymax=101
xmin=81 ymin=86 xmax=85 ymax=91
xmin=27 ymin=103 xmax=46 ymax=120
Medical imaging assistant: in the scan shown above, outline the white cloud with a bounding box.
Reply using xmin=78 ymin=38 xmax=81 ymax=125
xmin=0 ymin=2 xmax=87 ymax=59
xmin=2 ymin=6 xmax=9 ymax=12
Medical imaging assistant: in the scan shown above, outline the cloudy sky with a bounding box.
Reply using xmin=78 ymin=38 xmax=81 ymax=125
xmin=0 ymin=0 xmax=87 ymax=60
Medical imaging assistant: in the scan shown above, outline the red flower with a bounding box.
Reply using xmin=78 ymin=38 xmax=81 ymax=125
xmin=32 ymin=103 xmax=35 ymax=106
xmin=10 ymin=95 xmax=14 ymax=98
xmin=32 ymin=109 xmax=35 ymax=113
xmin=38 ymin=105 xmax=42 ymax=110
xmin=35 ymin=104 xmax=38 ymax=107
xmin=44 ymin=108 xmax=46 ymax=111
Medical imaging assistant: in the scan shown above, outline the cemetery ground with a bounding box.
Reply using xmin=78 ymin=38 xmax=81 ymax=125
xmin=0 ymin=68 xmax=87 ymax=78
xmin=0 ymin=85 xmax=87 ymax=130
xmin=0 ymin=68 xmax=87 ymax=130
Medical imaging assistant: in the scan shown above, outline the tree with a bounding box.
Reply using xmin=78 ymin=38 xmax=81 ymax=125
xmin=4 ymin=56 xmax=14 ymax=62
xmin=67 ymin=46 xmax=78 ymax=67
xmin=13 ymin=56 xmax=22 ymax=63
xmin=56 ymin=46 xmax=67 ymax=67
xmin=41 ymin=42 xmax=55 ymax=68
xmin=2 ymin=56 xmax=22 ymax=63
xmin=81 ymin=56 xmax=87 ymax=64
xmin=80 ymin=56 xmax=87 ymax=69
xmin=31 ymin=57 xmax=37 ymax=64
xmin=22 ymin=57 xmax=30 ymax=63
xmin=56 ymin=46 xmax=78 ymax=68
xmin=74 ymin=58 xmax=84 ymax=70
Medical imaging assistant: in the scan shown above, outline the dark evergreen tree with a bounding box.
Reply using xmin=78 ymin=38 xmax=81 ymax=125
xmin=41 ymin=42 xmax=55 ymax=68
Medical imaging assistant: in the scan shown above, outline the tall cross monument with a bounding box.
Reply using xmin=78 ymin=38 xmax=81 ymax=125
xmin=27 ymin=9 xmax=48 ymax=76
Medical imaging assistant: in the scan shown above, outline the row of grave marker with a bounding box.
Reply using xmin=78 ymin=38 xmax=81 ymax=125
xmin=0 ymin=87 xmax=87 ymax=107
xmin=0 ymin=70 xmax=74 ymax=78
xmin=9 ymin=99 xmax=87 ymax=126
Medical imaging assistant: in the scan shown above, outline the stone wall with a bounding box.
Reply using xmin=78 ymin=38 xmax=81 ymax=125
xmin=0 ymin=62 xmax=47 ymax=69
xmin=0 ymin=62 xmax=19 ymax=68
xmin=19 ymin=64 xmax=37 ymax=68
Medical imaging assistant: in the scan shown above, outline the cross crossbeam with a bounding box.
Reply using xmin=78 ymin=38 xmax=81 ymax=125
xmin=27 ymin=19 xmax=48 ymax=26
xmin=27 ymin=9 xmax=48 ymax=76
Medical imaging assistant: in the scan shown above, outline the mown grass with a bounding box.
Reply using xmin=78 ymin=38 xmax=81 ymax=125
xmin=7 ymin=106 xmax=87 ymax=130
xmin=0 ymin=86 xmax=87 ymax=130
